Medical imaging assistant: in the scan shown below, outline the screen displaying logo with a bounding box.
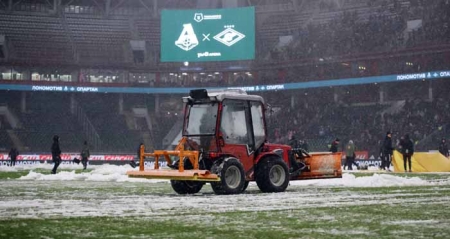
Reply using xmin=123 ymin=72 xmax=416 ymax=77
xmin=161 ymin=7 xmax=255 ymax=62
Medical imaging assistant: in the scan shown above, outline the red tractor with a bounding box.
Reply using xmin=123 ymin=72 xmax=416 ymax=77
xmin=127 ymin=89 xmax=342 ymax=194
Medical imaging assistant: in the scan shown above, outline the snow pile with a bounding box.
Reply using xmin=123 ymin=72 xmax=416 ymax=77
xmin=18 ymin=164 xmax=164 ymax=183
xmin=1 ymin=162 xmax=88 ymax=171
xmin=16 ymin=167 xmax=440 ymax=187
xmin=290 ymin=173 xmax=432 ymax=187
xmin=0 ymin=166 xmax=19 ymax=172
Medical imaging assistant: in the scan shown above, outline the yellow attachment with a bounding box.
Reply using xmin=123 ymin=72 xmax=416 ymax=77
xmin=127 ymin=137 xmax=220 ymax=181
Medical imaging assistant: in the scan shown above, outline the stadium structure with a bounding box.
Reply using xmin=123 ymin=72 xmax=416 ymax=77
xmin=0 ymin=0 xmax=449 ymax=162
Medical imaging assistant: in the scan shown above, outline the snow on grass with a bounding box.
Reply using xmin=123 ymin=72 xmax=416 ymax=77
xmin=0 ymin=162 xmax=82 ymax=171
xmin=290 ymin=173 xmax=437 ymax=187
xmin=385 ymin=220 xmax=440 ymax=225
xmin=12 ymin=163 xmax=450 ymax=188
xmin=0 ymin=179 xmax=449 ymax=220
xmin=17 ymin=164 xmax=166 ymax=183
xmin=2 ymin=171 xmax=450 ymax=239
xmin=1 ymin=165 xmax=450 ymax=222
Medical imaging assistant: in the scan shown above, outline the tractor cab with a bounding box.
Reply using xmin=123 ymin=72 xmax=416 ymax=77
xmin=127 ymin=89 xmax=342 ymax=195
xmin=183 ymin=89 xmax=266 ymax=165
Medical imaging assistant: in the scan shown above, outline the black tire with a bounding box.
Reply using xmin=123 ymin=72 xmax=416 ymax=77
xmin=241 ymin=181 xmax=250 ymax=192
xmin=210 ymin=157 xmax=245 ymax=195
xmin=170 ymin=180 xmax=204 ymax=194
xmin=170 ymin=158 xmax=204 ymax=194
xmin=255 ymin=157 xmax=290 ymax=193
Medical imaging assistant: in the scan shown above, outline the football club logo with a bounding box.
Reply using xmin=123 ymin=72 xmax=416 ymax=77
xmin=175 ymin=23 xmax=199 ymax=51
xmin=213 ymin=28 xmax=245 ymax=47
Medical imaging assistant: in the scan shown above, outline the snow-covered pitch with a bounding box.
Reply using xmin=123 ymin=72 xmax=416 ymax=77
xmin=1 ymin=164 xmax=450 ymax=238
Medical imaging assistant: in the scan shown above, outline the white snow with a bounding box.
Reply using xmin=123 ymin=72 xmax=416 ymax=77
xmin=0 ymin=166 xmax=448 ymax=220
xmin=3 ymin=163 xmax=445 ymax=187
xmin=0 ymin=163 xmax=449 ymax=220
xmin=17 ymin=164 xmax=167 ymax=183
xmin=0 ymin=162 xmax=86 ymax=171
xmin=385 ymin=220 xmax=439 ymax=225
xmin=289 ymin=173 xmax=432 ymax=187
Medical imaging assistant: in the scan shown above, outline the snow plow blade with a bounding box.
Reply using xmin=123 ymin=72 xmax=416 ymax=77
xmin=127 ymin=169 xmax=220 ymax=181
xmin=292 ymin=152 xmax=342 ymax=180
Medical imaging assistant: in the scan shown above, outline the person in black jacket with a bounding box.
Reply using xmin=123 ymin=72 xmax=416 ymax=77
xmin=299 ymin=140 xmax=309 ymax=153
xmin=400 ymin=134 xmax=414 ymax=172
xmin=51 ymin=135 xmax=62 ymax=174
xmin=439 ymin=138 xmax=449 ymax=157
xmin=288 ymin=135 xmax=299 ymax=149
xmin=330 ymin=138 xmax=340 ymax=153
xmin=130 ymin=143 xmax=144 ymax=168
xmin=80 ymin=141 xmax=90 ymax=170
xmin=8 ymin=147 xmax=19 ymax=167
xmin=381 ymin=131 xmax=394 ymax=171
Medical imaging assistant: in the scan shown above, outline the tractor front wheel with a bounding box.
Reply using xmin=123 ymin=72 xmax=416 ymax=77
xmin=170 ymin=158 xmax=204 ymax=194
xmin=255 ymin=157 xmax=289 ymax=193
xmin=170 ymin=180 xmax=204 ymax=194
xmin=241 ymin=181 xmax=250 ymax=193
xmin=211 ymin=157 xmax=245 ymax=195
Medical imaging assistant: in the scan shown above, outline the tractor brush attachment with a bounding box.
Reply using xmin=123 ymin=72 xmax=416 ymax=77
xmin=126 ymin=137 xmax=220 ymax=182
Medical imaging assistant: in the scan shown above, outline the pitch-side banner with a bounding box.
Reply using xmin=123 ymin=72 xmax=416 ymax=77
xmin=392 ymin=150 xmax=450 ymax=172
xmin=161 ymin=7 xmax=255 ymax=62
xmin=0 ymin=154 xmax=135 ymax=161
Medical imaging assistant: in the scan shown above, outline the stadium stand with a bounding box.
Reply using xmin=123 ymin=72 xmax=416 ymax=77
xmin=0 ymin=13 xmax=73 ymax=63
xmin=65 ymin=14 xmax=132 ymax=64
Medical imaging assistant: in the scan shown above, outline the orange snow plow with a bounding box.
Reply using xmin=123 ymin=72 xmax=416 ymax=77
xmin=291 ymin=151 xmax=343 ymax=180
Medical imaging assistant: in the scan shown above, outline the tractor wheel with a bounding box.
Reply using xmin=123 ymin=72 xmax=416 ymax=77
xmin=170 ymin=158 xmax=204 ymax=194
xmin=170 ymin=180 xmax=204 ymax=194
xmin=241 ymin=181 xmax=250 ymax=192
xmin=210 ymin=157 xmax=245 ymax=195
xmin=255 ymin=157 xmax=289 ymax=193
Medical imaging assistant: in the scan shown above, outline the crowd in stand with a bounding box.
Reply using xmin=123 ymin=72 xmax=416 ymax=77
xmin=265 ymin=85 xmax=450 ymax=156
xmin=269 ymin=12 xmax=405 ymax=61
xmin=266 ymin=0 xmax=449 ymax=62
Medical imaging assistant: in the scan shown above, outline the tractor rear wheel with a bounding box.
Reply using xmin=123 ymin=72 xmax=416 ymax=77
xmin=256 ymin=157 xmax=289 ymax=193
xmin=170 ymin=158 xmax=204 ymax=194
xmin=211 ymin=157 xmax=245 ymax=195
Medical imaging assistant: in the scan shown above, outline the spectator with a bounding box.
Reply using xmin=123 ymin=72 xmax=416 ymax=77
xmin=8 ymin=147 xmax=19 ymax=167
xmin=130 ymin=143 xmax=144 ymax=168
xmin=345 ymin=140 xmax=356 ymax=170
xmin=381 ymin=131 xmax=394 ymax=171
xmin=80 ymin=141 xmax=90 ymax=170
xmin=439 ymin=138 xmax=449 ymax=157
xmin=51 ymin=135 xmax=62 ymax=174
xmin=330 ymin=138 xmax=340 ymax=153
xmin=400 ymin=134 xmax=414 ymax=172
xmin=299 ymin=140 xmax=309 ymax=152
xmin=288 ymin=135 xmax=299 ymax=148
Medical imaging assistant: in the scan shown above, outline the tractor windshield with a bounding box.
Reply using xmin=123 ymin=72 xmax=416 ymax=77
xmin=184 ymin=102 xmax=218 ymax=136
xmin=183 ymin=102 xmax=218 ymax=152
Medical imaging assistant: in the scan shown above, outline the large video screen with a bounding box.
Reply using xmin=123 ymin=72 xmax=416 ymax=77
xmin=160 ymin=7 xmax=255 ymax=62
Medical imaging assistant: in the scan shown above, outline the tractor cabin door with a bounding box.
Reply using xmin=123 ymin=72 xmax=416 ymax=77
xmin=220 ymin=99 xmax=265 ymax=179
